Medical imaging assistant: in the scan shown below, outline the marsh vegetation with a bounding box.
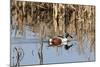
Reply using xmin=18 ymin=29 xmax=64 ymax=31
xmin=10 ymin=0 xmax=95 ymax=66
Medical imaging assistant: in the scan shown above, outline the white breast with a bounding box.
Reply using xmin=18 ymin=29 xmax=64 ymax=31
xmin=61 ymin=38 xmax=68 ymax=45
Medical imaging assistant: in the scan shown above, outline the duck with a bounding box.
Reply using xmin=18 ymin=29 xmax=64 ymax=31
xmin=48 ymin=32 xmax=73 ymax=50
xmin=49 ymin=37 xmax=62 ymax=47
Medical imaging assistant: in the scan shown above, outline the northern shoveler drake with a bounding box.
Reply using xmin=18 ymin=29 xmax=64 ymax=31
xmin=48 ymin=33 xmax=73 ymax=50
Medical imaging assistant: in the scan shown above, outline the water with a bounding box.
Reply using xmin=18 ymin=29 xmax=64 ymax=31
xmin=10 ymin=27 xmax=95 ymax=66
